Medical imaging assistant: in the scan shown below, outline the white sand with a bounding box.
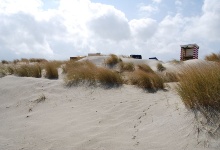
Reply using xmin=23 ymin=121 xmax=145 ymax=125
xmin=0 ymin=58 xmax=219 ymax=150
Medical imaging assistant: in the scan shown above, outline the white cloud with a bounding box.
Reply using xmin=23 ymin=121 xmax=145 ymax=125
xmin=152 ymin=0 xmax=162 ymax=4
xmin=0 ymin=0 xmax=220 ymax=61
xmin=0 ymin=0 xmax=43 ymax=14
xmin=184 ymin=0 xmax=220 ymax=42
xmin=139 ymin=5 xmax=158 ymax=13
xmin=129 ymin=18 xmax=158 ymax=40
xmin=175 ymin=0 xmax=182 ymax=6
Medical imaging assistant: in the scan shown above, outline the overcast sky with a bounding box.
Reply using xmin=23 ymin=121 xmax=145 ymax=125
xmin=0 ymin=0 xmax=219 ymax=61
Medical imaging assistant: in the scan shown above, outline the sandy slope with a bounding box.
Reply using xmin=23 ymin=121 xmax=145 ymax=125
xmin=0 ymin=75 xmax=218 ymax=150
xmin=0 ymin=57 xmax=219 ymax=150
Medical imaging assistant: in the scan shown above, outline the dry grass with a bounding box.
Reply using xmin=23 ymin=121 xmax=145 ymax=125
xmin=0 ymin=65 xmax=7 ymax=77
xmin=205 ymin=52 xmax=220 ymax=62
xmin=21 ymin=58 xmax=29 ymax=64
xmin=159 ymin=72 xmax=179 ymax=83
xmin=64 ymin=61 xmax=123 ymax=87
xmin=15 ymin=64 xmax=42 ymax=78
xmin=169 ymin=59 xmax=183 ymax=64
xmin=137 ymin=64 xmax=154 ymax=73
xmin=13 ymin=59 xmax=20 ymax=64
xmin=6 ymin=66 xmax=15 ymax=75
xmin=157 ymin=63 xmax=166 ymax=72
xmin=119 ymin=62 xmax=135 ymax=72
xmin=64 ymin=61 xmax=97 ymax=86
xmin=105 ymin=54 xmax=121 ymax=67
xmin=176 ymin=63 xmax=220 ymax=111
xmin=44 ymin=62 xmax=58 ymax=79
xmin=130 ymin=70 xmax=164 ymax=91
xmin=96 ymin=68 xmax=123 ymax=87
xmin=35 ymin=94 xmax=46 ymax=103
xmin=29 ymin=58 xmax=48 ymax=63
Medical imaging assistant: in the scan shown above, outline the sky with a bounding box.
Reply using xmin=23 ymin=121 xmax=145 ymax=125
xmin=0 ymin=0 xmax=219 ymax=61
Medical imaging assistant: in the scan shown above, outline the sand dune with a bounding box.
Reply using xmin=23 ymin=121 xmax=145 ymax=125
xmin=0 ymin=57 xmax=219 ymax=149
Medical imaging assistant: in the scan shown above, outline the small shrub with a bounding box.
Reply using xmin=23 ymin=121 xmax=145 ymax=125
xmin=119 ymin=62 xmax=134 ymax=72
xmin=44 ymin=62 xmax=58 ymax=79
xmin=157 ymin=63 xmax=166 ymax=72
xmin=96 ymin=68 xmax=123 ymax=87
xmin=137 ymin=64 xmax=154 ymax=73
xmin=105 ymin=54 xmax=121 ymax=67
xmin=205 ymin=52 xmax=220 ymax=62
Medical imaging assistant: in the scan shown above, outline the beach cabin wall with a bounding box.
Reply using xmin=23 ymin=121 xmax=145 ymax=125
xmin=88 ymin=53 xmax=101 ymax=56
xmin=180 ymin=44 xmax=199 ymax=61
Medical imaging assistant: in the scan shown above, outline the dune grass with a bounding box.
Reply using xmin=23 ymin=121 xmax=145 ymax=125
xmin=168 ymin=59 xmax=183 ymax=64
xmin=6 ymin=66 xmax=15 ymax=75
xmin=205 ymin=52 xmax=220 ymax=62
xmin=105 ymin=54 xmax=121 ymax=67
xmin=176 ymin=63 xmax=220 ymax=111
xmin=159 ymin=72 xmax=179 ymax=83
xmin=137 ymin=64 xmax=154 ymax=73
xmin=157 ymin=63 xmax=166 ymax=72
xmin=13 ymin=59 xmax=20 ymax=64
xmin=96 ymin=68 xmax=123 ymax=87
xmin=29 ymin=58 xmax=48 ymax=63
xmin=64 ymin=61 xmax=97 ymax=86
xmin=64 ymin=60 xmax=123 ymax=87
xmin=130 ymin=70 xmax=164 ymax=91
xmin=44 ymin=62 xmax=59 ymax=79
xmin=0 ymin=65 xmax=7 ymax=77
xmin=21 ymin=58 xmax=29 ymax=64
xmin=15 ymin=64 xmax=42 ymax=78
xmin=119 ymin=62 xmax=135 ymax=72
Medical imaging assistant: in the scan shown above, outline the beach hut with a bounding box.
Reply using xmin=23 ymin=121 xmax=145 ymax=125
xmin=180 ymin=44 xmax=199 ymax=61
xmin=130 ymin=55 xmax=142 ymax=59
xmin=88 ymin=53 xmax=101 ymax=56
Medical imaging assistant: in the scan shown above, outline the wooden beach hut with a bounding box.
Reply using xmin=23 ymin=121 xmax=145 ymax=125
xmin=180 ymin=44 xmax=199 ymax=61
